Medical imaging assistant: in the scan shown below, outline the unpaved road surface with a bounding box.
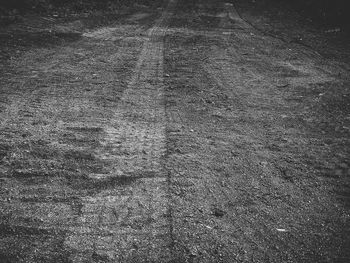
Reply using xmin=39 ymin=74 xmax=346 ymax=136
xmin=1 ymin=0 xmax=350 ymax=262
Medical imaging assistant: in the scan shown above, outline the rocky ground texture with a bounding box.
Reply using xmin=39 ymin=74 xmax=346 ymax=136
xmin=0 ymin=0 xmax=349 ymax=262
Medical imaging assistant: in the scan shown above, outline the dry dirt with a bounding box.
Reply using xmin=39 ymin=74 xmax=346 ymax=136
xmin=0 ymin=0 xmax=349 ymax=262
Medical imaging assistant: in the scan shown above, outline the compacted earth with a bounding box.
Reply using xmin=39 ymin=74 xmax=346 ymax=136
xmin=0 ymin=0 xmax=349 ymax=262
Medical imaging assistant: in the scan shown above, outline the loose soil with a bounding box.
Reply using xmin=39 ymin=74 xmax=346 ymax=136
xmin=0 ymin=0 xmax=349 ymax=262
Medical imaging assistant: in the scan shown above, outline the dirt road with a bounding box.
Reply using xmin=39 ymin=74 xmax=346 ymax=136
xmin=0 ymin=0 xmax=349 ymax=262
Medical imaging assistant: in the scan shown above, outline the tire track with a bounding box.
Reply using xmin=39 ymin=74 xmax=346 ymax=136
xmin=65 ymin=1 xmax=177 ymax=262
xmin=163 ymin=1 xmax=348 ymax=262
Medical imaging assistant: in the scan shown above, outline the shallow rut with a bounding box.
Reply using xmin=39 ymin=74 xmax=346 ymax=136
xmin=65 ymin=0 xmax=177 ymax=262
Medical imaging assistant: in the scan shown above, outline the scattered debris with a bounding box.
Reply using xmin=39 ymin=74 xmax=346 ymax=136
xmin=325 ymin=28 xmax=340 ymax=33
xmin=277 ymin=83 xmax=289 ymax=88
xmin=276 ymin=228 xmax=288 ymax=232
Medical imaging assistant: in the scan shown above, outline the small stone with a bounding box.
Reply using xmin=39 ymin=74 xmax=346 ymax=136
xmin=212 ymin=208 xmax=225 ymax=217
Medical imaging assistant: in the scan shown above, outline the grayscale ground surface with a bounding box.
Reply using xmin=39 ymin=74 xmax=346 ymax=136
xmin=0 ymin=0 xmax=349 ymax=262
